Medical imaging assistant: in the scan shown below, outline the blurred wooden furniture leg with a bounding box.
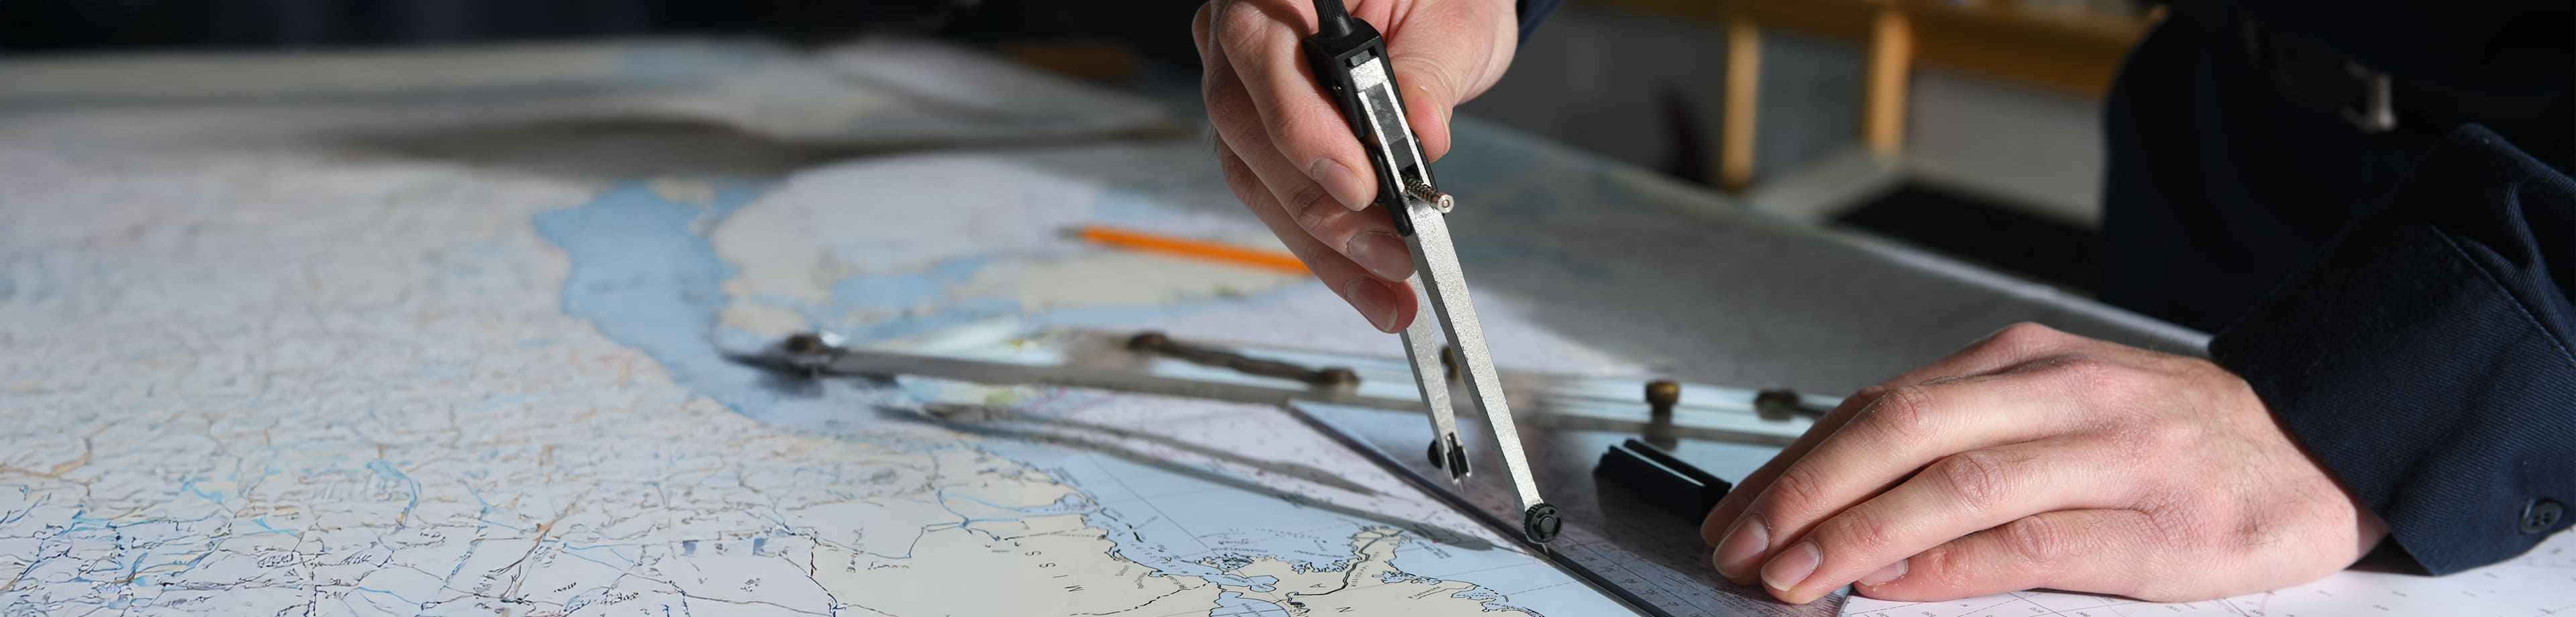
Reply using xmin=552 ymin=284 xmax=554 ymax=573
xmin=1719 ymin=2 xmax=1762 ymax=192
xmin=1863 ymin=1 xmax=1912 ymax=158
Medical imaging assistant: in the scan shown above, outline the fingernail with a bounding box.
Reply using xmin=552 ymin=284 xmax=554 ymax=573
xmin=1858 ymin=559 xmax=1907 ymax=586
xmin=1345 ymin=231 xmax=1413 ymax=280
xmin=1711 ymin=514 xmax=1770 ymax=581
xmin=1341 ymin=279 xmax=1400 ymax=333
xmin=1310 ymin=158 xmax=1372 ymax=211
xmin=1762 ymin=541 xmax=1821 ymax=593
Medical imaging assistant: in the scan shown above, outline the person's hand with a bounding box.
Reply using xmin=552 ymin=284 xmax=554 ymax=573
xmin=1193 ymin=0 xmax=1519 ymax=333
xmin=1700 ymin=323 xmax=2390 ymax=604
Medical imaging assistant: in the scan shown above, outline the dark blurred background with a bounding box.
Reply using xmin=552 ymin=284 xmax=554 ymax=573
xmin=0 ymin=0 xmax=1201 ymax=66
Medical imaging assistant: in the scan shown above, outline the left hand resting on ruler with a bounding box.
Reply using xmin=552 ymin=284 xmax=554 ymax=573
xmin=1699 ymin=323 xmax=2389 ymax=604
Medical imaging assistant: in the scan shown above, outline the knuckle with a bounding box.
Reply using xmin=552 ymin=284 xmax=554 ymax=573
xmin=2135 ymin=491 xmax=2198 ymax=537
xmin=1203 ymin=83 xmax=1256 ymax=131
xmin=1387 ymin=56 xmax=1462 ymax=106
xmin=1998 ymin=516 xmax=2071 ymax=566
xmin=1265 ymin=106 xmax=1305 ymax=142
xmin=1846 ymin=385 xmax=1889 ymax=406
xmin=1910 ymin=543 xmax=1976 ymax=590
xmin=1212 ymin=2 xmax=1269 ymax=46
xmin=2126 ymin=420 xmax=2192 ymax=454
xmin=1834 ymin=386 xmax=1896 ymax=414
xmin=1821 ymin=386 xmax=1888 ymax=423
xmin=1766 ymin=465 xmax=1834 ymax=516
xmin=1212 ymin=147 xmax=1248 ymax=181
xmin=1821 ymin=510 xmax=1902 ymax=556
xmin=2040 ymin=355 xmax=2123 ymax=392
xmin=1271 ymin=104 xmax=1354 ymax=160
xmin=1994 ymin=322 xmax=2062 ymax=345
xmin=2226 ymin=509 xmax=2288 ymax=553
xmin=1975 ymin=322 xmax=2060 ymax=355
xmin=1866 ymin=386 xmax=1945 ymax=441
xmin=1212 ymin=149 xmax=1265 ymax=208
xmin=1285 ymin=185 xmax=1336 ymax=224
xmin=1933 ymin=451 xmax=2017 ymax=513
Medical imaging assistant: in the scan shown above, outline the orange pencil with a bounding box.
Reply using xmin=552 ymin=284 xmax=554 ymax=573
xmin=1074 ymin=225 xmax=1311 ymax=275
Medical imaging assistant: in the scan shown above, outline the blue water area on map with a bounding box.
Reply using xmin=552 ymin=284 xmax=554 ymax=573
xmin=532 ymin=180 xmax=933 ymax=437
xmin=532 ymin=178 xmax=1305 ymax=427
xmin=1208 ymin=592 xmax=1291 ymax=617
xmin=534 ymin=169 xmax=1635 ymax=616
xmin=537 ymin=182 xmax=776 ymax=406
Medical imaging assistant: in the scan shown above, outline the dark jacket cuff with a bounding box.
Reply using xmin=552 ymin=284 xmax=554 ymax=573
xmin=2210 ymin=124 xmax=2576 ymax=575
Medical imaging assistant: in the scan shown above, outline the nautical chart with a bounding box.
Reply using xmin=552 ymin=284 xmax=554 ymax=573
xmin=0 ymin=40 xmax=1642 ymax=616
xmin=5 ymin=36 xmax=2563 ymax=617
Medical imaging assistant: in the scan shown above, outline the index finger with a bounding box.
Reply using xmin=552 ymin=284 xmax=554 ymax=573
xmin=1212 ymin=0 xmax=1381 ymax=213
xmin=1760 ymin=437 xmax=2135 ymax=603
xmin=1701 ymin=323 xmax=2087 ymax=551
xmin=1216 ymin=137 xmax=1422 ymax=333
xmin=1711 ymin=368 xmax=2096 ymax=582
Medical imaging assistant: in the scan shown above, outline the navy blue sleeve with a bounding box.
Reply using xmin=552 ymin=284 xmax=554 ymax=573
xmin=2210 ymin=123 xmax=2576 ymax=575
xmin=1515 ymin=0 xmax=1561 ymax=43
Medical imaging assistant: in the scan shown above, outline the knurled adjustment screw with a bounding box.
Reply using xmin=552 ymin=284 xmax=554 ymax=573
xmin=1522 ymin=503 xmax=1562 ymax=543
xmin=1646 ymin=380 xmax=1680 ymax=419
xmin=782 ymin=332 xmax=828 ymax=354
xmin=1126 ymin=331 xmax=1171 ymax=352
xmin=1754 ymin=388 xmax=1802 ymax=421
xmin=1316 ymin=367 xmax=1361 ymax=388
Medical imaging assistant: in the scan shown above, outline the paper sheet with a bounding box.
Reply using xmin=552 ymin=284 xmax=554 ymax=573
xmin=1842 ymin=532 xmax=2575 ymax=617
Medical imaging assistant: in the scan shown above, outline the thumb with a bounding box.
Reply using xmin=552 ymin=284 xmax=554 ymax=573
xmin=1382 ymin=0 xmax=1518 ymax=161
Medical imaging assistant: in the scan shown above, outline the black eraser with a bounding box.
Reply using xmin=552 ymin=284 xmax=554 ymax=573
xmin=1596 ymin=441 xmax=1731 ymax=520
